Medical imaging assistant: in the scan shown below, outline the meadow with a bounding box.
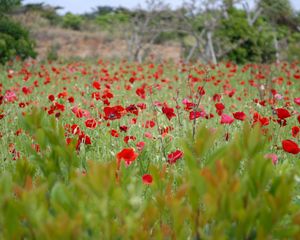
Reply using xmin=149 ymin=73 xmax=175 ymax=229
xmin=0 ymin=59 xmax=299 ymax=239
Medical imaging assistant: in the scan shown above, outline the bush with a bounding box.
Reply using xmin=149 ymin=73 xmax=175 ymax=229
xmin=0 ymin=0 xmax=21 ymax=13
xmin=217 ymin=9 xmax=276 ymax=64
xmin=0 ymin=17 xmax=36 ymax=64
xmin=63 ymin=13 xmax=82 ymax=30
xmin=95 ymin=12 xmax=130 ymax=30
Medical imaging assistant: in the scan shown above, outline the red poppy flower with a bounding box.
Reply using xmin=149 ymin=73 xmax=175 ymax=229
xmin=68 ymin=96 xmax=75 ymax=103
xmin=189 ymin=111 xmax=205 ymax=120
xmin=72 ymin=106 xmax=90 ymax=118
xmin=198 ymin=86 xmax=205 ymax=96
xmin=220 ymin=114 xmax=234 ymax=124
xmin=19 ymin=102 xmax=26 ymax=108
xmin=124 ymin=135 xmax=136 ymax=144
xmin=92 ymin=81 xmax=101 ymax=90
xmin=215 ymin=103 xmax=225 ymax=111
xmin=259 ymin=117 xmax=269 ymax=126
xmin=142 ymin=174 xmax=153 ymax=185
xmin=126 ymin=104 xmax=139 ymax=116
xmin=79 ymin=133 xmax=91 ymax=145
xmin=292 ymin=126 xmax=300 ymax=138
xmin=136 ymin=141 xmax=145 ymax=151
xmin=76 ymin=132 xmax=92 ymax=150
xmin=213 ymin=94 xmax=222 ymax=102
xmin=162 ymin=106 xmax=176 ymax=120
xmin=55 ymin=102 xmax=65 ymax=112
xmin=167 ymin=150 xmax=183 ymax=164
xmin=58 ymin=91 xmax=68 ymax=99
xmin=276 ymin=108 xmax=291 ymax=119
xmin=110 ymin=129 xmax=119 ymax=137
xmin=294 ymin=97 xmax=300 ymax=106
xmin=119 ymin=125 xmax=128 ymax=132
xmin=116 ymin=148 xmax=138 ymax=167
xmin=233 ymin=111 xmax=246 ymax=121
xmin=215 ymin=103 xmax=225 ymax=115
xmin=22 ymin=86 xmax=31 ymax=95
xmin=282 ymin=140 xmax=300 ymax=154
xmin=144 ymin=120 xmax=155 ymax=128
xmin=137 ymin=103 xmax=147 ymax=110
xmin=85 ymin=118 xmax=97 ymax=129
xmin=144 ymin=132 xmax=152 ymax=139
xmin=91 ymin=92 xmax=101 ymax=100
xmin=182 ymin=99 xmax=196 ymax=111
xmin=136 ymin=87 xmax=146 ymax=99
xmin=103 ymin=105 xmax=125 ymax=120
xmin=71 ymin=124 xmax=80 ymax=135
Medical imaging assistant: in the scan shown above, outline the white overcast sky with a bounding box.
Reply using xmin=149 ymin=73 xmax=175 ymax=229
xmin=23 ymin=0 xmax=300 ymax=14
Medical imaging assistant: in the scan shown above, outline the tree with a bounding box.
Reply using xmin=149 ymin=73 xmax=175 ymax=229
xmin=125 ymin=0 xmax=174 ymax=62
xmin=0 ymin=0 xmax=21 ymax=14
xmin=0 ymin=0 xmax=36 ymax=64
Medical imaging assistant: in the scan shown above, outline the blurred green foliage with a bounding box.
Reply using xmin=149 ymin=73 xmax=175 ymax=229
xmin=0 ymin=0 xmax=21 ymax=14
xmin=0 ymin=109 xmax=299 ymax=239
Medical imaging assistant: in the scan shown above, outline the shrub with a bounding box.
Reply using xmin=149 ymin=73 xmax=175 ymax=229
xmin=0 ymin=17 xmax=36 ymax=64
xmin=62 ymin=13 xmax=83 ymax=31
xmin=217 ymin=9 xmax=276 ymax=63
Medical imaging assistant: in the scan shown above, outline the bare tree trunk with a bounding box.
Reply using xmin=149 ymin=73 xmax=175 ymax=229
xmin=186 ymin=43 xmax=197 ymax=63
xmin=207 ymin=31 xmax=217 ymax=64
xmin=273 ymin=32 xmax=280 ymax=63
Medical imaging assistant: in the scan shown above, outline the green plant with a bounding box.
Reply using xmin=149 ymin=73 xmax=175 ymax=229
xmin=0 ymin=16 xmax=36 ymax=64
xmin=62 ymin=13 xmax=83 ymax=31
xmin=0 ymin=109 xmax=299 ymax=239
xmin=216 ymin=9 xmax=276 ymax=63
xmin=0 ymin=0 xmax=21 ymax=14
xmin=46 ymin=44 xmax=60 ymax=61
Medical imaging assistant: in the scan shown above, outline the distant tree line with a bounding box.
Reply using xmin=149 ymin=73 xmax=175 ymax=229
xmin=1 ymin=0 xmax=300 ymax=64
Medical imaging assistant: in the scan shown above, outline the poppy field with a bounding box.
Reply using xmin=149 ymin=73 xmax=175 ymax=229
xmin=0 ymin=59 xmax=300 ymax=239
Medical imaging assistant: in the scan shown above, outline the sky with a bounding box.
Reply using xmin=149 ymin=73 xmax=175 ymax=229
xmin=22 ymin=0 xmax=300 ymax=14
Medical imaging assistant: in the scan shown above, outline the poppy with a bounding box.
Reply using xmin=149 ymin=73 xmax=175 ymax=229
xmin=110 ymin=129 xmax=119 ymax=137
xmin=292 ymin=126 xmax=299 ymax=138
xmin=144 ymin=120 xmax=155 ymax=128
xmin=167 ymin=150 xmax=183 ymax=164
xmin=162 ymin=105 xmax=176 ymax=120
xmin=103 ymin=105 xmax=125 ymax=120
xmin=189 ymin=111 xmax=205 ymax=120
xmin=233 ymin=111 xmax=246 ymax=121
xmin=116 ymin=148 xmax=138 ymax=168
xmin=142 ymin=174 xmax=153 ymax=185
xmin=220 ymin=114 xmax=234 ymax=124
xmin=276 ymin=108 xmax=291 ymax=119
xmin=282 ymin=140 xmax=300 ymax=154
xmin=85 ymin=118 xmax=97 ymax=129
xmin=126 ymin=104 xmax=139 ymax=116
xmin=92 ymin=81 xmax=101 ymax=90
xmin=136 ymin=141 xmax=145 ymax=151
